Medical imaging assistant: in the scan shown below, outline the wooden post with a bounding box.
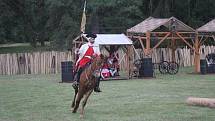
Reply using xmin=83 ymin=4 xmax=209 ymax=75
xmin=138 ymin=37 xmax=145 ymax=54
xmin=171 ymin=33 xmax=176 ymax=62
xmin=194 ymin=31 xmax=200 ymax=73
xmin=146 ymin=31 xmax=151 ymax=56
xmin=212 ymin=35 xmax=215 ymax=42
xmin=127 ymin=45 xmax=133 ymax=79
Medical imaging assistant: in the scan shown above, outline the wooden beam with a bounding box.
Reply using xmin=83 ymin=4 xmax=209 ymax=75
xmin=128 ymin=36 xmax=195 ymax=40
xmin=127 ymin=45 xmax=133 ymax=79
xmin=199 ymin=36 xmax=209 ymax=46
xmin=178 ymin=32 xmax=196 ymax=34
xmin=127 ymin=36 xmax=146 ymax=39
xmin=176 ymin=32 xmax=195 ymax=51
xmin=213 ymin=35 xmax=215 ymax=42
xmin=152 ymin=32 xmax=171 ymax=50
xmin=150 ymin=32 xmax=170 ymax=34
xmin=152 ymin=37 xmax=195 ymax=39
xmin=138 ymin=37 xmax=145 ymax=51
xmin=145 ymin=31 xmax=151 ymax=55
xmin=194 ymin=31 xmax=200 ymax=73
xmin=104 ymin=46 xmax=111 ymax=53
xmin=171 ymin=33 xmax=176 ymax=62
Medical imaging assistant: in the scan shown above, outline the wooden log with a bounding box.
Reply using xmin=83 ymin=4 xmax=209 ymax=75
xmin=186 ymin=97 xmax=215 ymax=108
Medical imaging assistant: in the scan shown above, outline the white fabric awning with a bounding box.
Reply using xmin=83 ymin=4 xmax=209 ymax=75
xmin=83 ymin=34 xmax=133 ymax=45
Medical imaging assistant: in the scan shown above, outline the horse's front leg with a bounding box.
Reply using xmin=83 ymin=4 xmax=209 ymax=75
xmin=71 ymin=88 xmax=78 ymax=109
xmin=80 ymin=89 xmax=93 ymax=118
xmin=72 ymin=90 xmax=84 ymax=113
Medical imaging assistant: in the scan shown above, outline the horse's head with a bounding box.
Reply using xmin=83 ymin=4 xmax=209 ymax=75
xmin=92 ymin=54 xmax=108 ymax=67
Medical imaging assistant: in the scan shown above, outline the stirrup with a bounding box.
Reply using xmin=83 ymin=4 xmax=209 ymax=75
xmin=72 ymin=81 xmax=79 ymax=88
xmin=94 ymin=87 xmax=102 ymax=92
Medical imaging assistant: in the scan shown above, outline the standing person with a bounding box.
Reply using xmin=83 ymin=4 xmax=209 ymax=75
xmin=72 ymin=33 xmax=102 ymax=92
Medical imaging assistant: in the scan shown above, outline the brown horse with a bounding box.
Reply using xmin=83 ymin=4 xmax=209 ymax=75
xmin=71 ymin=55 xmax=106 ymax=118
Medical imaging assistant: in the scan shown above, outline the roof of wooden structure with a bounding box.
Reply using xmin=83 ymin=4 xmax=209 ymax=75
xmin=127 ymin=16 xmax=195 ymax=34
xmin=197 ymin=19 xmax=215 ymax=33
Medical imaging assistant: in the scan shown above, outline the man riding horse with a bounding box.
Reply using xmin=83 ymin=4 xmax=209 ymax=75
xmin=72 ymin=33 xmax=102 ymax=92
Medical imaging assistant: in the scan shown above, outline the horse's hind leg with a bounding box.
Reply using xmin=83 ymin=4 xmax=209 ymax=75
xmin=72 ymin=91 xmax=84 ymax=113
xmin=80 ymin=90 xmax=93 ymax=117
xmin=71 ymin=88 xmax=78 ymax=109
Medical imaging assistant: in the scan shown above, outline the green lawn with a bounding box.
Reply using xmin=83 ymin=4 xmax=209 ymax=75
xmin=0 ymin=67 xmax=215 ymax=121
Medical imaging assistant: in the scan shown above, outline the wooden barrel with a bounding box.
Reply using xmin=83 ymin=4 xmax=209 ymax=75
xmin=200 ymin=59 xmax=207 ymax=74
xmin=61 ymin=61 xmax=74 ymax=82
xmin=139 ymin=58 xmax=153 ymax=77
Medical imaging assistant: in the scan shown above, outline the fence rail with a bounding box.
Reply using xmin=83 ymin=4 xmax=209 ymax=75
xmin=0 ymin=46 xmax=215 ymax=75
xmin=0 ymin=51 xmax=72 ymax=75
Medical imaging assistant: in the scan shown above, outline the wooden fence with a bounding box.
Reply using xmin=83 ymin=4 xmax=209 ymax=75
xmin=0 ymin=51 xmax=72 ymax=75
xmin=0 ymin=46 xmax=215 ymax=75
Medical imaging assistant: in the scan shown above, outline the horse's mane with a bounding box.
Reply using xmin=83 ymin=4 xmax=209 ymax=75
xmin=82 ymin=55 xmax=105 ymax=77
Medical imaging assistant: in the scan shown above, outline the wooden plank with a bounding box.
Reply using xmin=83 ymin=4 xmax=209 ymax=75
xmin=150 ymin=32 xmax=170 ymax=34
xmin=176 ymin=32 xmax=196 ymax=52
xmin=199 ymin=36 xmax=209 ymax=46
xmin=128 ymin=36 xmax=146 ymax=39
xmin=138 ymin=37 xmax=145 ymax=51
xmin=178 ymin=32 xmax=196 ymax=34
xmin=146 ymin=31 xmax=151 ymax=55
xmin=152 ymin=32 xmax=171 ymax=50
xmin=171 ymin=38 xmax=176 ymax=62
xmin=212 ymin=35 xmax=215 ymax=42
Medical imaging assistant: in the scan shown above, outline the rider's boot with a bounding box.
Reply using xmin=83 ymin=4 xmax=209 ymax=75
xmin=72 ymin=74 xmax=79 ymax=89
xmin=94 ymin=78 xmax=102 ymax=92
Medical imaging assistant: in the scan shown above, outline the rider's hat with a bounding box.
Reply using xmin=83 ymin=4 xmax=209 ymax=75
xmin=86 ymin=33 xmax=97 ymax=38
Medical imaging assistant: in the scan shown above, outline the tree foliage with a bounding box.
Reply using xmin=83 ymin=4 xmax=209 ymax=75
xmin=0 ymin=0 xmax=214 ymax=48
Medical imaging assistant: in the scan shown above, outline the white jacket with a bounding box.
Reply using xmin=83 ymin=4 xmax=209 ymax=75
xmin=76 ymin=42 xmax=101 ymax=66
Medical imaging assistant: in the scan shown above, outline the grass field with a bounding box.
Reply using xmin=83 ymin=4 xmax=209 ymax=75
xmin=0 ymin=67 xmax=215 ymax=121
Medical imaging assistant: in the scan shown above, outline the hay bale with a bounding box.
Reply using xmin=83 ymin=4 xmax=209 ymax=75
xmin=186 ymin=97 xmax=215 ymax=108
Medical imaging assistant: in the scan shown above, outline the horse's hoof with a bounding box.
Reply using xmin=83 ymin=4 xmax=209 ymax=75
xmin=72 ymin=110 xmax=77 ymax=113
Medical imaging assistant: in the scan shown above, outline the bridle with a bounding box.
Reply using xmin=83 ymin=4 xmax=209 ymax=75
xmin=84 ymin=57 xmax=104 ymax=84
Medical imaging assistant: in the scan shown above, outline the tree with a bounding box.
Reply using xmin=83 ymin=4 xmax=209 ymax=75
xmin=0 ymin=0 xmax=215 ymax=48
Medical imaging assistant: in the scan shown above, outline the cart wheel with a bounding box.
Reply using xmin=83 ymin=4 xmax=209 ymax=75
xmin=159 ymin=61 xmax=169 ymax=74
xmin=168 ymin=62 xmax=179 ymax=74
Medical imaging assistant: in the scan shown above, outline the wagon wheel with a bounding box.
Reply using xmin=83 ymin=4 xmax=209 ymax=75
xmin=168 ymin=62 xmax=179 ymax=75
xmin=159 ymin=61 xmax=169 ymax=74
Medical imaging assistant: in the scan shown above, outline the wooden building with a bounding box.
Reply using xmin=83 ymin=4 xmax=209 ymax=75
xmin=126 ymin=16 xmax=202 ymax=72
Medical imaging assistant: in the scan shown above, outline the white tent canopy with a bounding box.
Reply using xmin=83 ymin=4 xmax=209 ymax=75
xmin=83 ymin=34 xmax=133 ymax=45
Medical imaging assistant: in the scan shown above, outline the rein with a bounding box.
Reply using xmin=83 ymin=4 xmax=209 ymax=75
xmin=83 ymin=57 xmax=103 ymax=84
